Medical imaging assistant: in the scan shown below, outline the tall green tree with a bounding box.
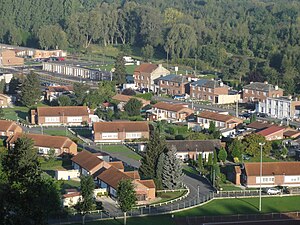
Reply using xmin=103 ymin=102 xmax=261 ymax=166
xmin=0 ymin=79 xmax=5 ymax=93
xmin=139 ymin=129 xmax=167 ymax=181
xmin=58 ymin=95 xmax=72 ymax=106
xmin=198 ymin=154 xmax=204 ymax=171
xmin=114 ymin=53 xmax=126 ymax=84
xmin=243 ymin=134 xmax=271 ymax=157
xmin=141 ymin=44 xmax=154 ymax=62
xmin=229 ymin=139 xmax=244 ymax=161
xmin=0 ymin=108 xmax=4 ymax=119
xmin=218 ymin=148 xmax=227 ymax=164
xmin=20 ymin=72 xmax=41 ymax=107
xmin=161 ymin=146 xmax=183 ymax=189
xmin=207 ymin=153 xmax=213 ymax=167
xmin=124 ymin=98 xmax=143 ymax=116
xmin=75 ymin=175 xmax=95 ymax=225
xmin=1 ymin=136 xmax=60 ymax=225
xmin=117 ymin=179 xmax=137 ymax=225
xmin=73 ymin=83 xmax=89 ymax=105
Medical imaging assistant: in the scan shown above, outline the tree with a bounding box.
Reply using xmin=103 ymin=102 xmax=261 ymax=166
xmin=207 ymin=153 xmax=213 ymax=166
xmin=117 ymin=179 xmax=137 ymax=225
xmin=229 ymin=139 xmax=243 ymax=162
xmin=161 ymin=146 xmax=183 ymax=189
xmin=0 ymin=79 xmax=5 ymax=93
xmin=141 ymin=44 xmax=154 ymax=61
xmin=124 ymin=98 xmax=143 ymax=116
xmin=243 ymin=133 xmax=272 ymax=157
xmin=73 ymin=83 xmax=89 ymax=105
xmin=198 ymin=154 xmax=204 ymax=171
xmin=155 ymin=153 xmax=165 ymax=189
xmin=187 ymin=132 xmax=210 ymax=140
xmin=208 ymin=121 xmax=216 ymax=134
xmin=122 ymin=88 xmax=136 ymax=96
xmin=1 ymin=136 xmax=60 ymax=225
xmin=20 ymin=72 xmax=41 ymax=107
xmin=75 ymin=175 xmax=95 ymax=225
xmin=250 ymin=114 xmax=257 ymax=123
xmin=58 ymin=95 xmax=72 ymax=106
xmin=218 ymin=148 xmax=227 ymax=164
xmin=38 ymin=24 xmax=68 ymax=50
xmin=213 ymin=149 xmax=218 ymax=165
xmin=114 ymin=53 xmax=126 ymax=84
xmin=0 ymin=108 xmax=4 ymax=119
xmin=8 ymin=77 xmax=22 ymax=94
xmin=139 ymin=129 xmax=167 ymax=181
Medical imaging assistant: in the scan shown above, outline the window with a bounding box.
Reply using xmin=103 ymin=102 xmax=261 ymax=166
xmin=126 ymin=132 xmax=142 ymax=139
xmin=256 ymin=176 xmax=275 ymax=183
xmin=208 ymin=88 xmax=211 ymax=93
xmin=67 ymin=117 xmax=82 ymax=123
xmin=45 ymin=117 xmax=60 ymax=123
xmin=245 ymin=89 xmax=248 ymax=93
xmin=102 ymin=132 xmax=118 ymax=139
xmin=263 ymin=92 xmax=266 ymax=96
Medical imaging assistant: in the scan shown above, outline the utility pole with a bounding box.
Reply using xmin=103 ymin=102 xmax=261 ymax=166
xmin=259 ymin=142 xmax=265 ymax=212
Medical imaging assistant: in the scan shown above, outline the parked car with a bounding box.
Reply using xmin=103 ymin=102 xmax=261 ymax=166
xmin=266 ymin=188 xmax=281 ymax=195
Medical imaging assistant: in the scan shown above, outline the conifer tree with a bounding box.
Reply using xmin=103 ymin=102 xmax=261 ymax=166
xmin=20 ymin=72 xmax=41 ymax=107
xmin=114 ymin=53 xmax=126 ymax=84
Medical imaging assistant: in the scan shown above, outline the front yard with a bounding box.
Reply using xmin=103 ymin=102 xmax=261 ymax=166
xmin=152 ymin=190 xmax=188 ymax=204
xmin=99 ymin=145 xmax=142 ymax=161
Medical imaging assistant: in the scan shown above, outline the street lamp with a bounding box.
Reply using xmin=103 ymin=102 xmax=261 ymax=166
xmin=259 ymin=142 xmax=265 ymax=212
xmin=197 ymin=185 xmax=200 ymax=203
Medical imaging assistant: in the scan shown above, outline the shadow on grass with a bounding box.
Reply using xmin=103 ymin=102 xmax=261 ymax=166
xmin=16 ymin=110 xmax=28 ymax=120
xmin=236 ymin=198 xmax=259 ymax=212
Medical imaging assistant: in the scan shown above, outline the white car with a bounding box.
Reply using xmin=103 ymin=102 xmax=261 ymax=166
xmin=266 ymin=188 xmax=281 ymax=195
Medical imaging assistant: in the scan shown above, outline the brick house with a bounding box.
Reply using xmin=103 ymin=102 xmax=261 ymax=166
xmin=197 ymin=111 xmax=243 ymax=129
xmin=157 ymin=74 xmax=190 ymax=96
xmin=133 ymin=63 xmax=170 ymax=91
xmin=0 ymin=94 xmax=11 ymax=107
xmin=190 ymin=79 xmax=229 ymax=103
xmin=72 ymin=150 xmax=156 ymax=202
xmin=150 ymin=102 xmax=194 ymax=122
xmin=243 ymin=162 xmax=300 ymax=188
xmin=93 ymin=121 xmax=150 ymax=143
xmin=31 ymin=106 xmax=90 ymax=126
xmin=166 ymin=139 xmax=222 ymax=161
xmin=0 ymin=49 xmax=24 ymax=66
xmin=7 ymin=133 xmax=77 ymax=156
xmin=242 ymin=81 xmax=283 ymax=103
xmin=0 ymin=120 xmax=22 ymax=137
xmin=256 ymin=125 xmax=285 ymax=141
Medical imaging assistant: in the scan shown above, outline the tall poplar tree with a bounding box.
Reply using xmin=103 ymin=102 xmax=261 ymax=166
xmin=20 ymin=72 xmax=41 ymax=107
xmin=114 ymin=53 xmax=126 ymax=84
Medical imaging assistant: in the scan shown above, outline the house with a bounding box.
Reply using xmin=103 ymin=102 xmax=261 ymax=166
xmin=93 ymin=121 xmax=150 ymax=143
xmin=112 ymin=94 xmax=150 ymax=109
xmin=0 ymin=49 xmax=24 ymax=66
xmin=0 ymin=73 xmax=13 ymax=84
xmin=246 ymin=121 xmax=272 ymax=132
xmin=166 ymin=139 xmax=222 ymax=161
xmin=157 ymin=74 xmax=191 ymax=96
xmin=42 ymin=62 xmax=112 ymax=81
xmin=31 ymin=106 xmax=91 ymax=126
xmin=55 ymin=170 xmax=80 ymax=180
xmin=0 ymin=94 xmax=11 ymax=107
xmin=96 ymin=166 xmax=156 ymax=202
xmin=256 ymin=96 xmax=300 ymax=120
xmin=150 ymin=102 xmax=194 ymax=122
xmin=197 ymin=111 xmax=243 ymax=129
xmin=242 ymin=81 xmax=283 ymax=103
xmin=133 ymin=63 xmax=170 ymax=91
xmin=7 ymin=133 xmax=77 ymax=155
xmin=243 ymin=162 xmax=300 ymax=188
xmin=189 ymin=79 xmax=229 ymax=103
xmin=62 ymin=191 xmax=82 ymax=207
xmin=45 ymin=85 xmax=74 ymax=101
xmin=257 ymin=125 xmax=285 ymax=141
xmin=283 ymin=130 xmax=300 ymax=139
xmin=0 ymin=120 xmax=22 ymax=137
xmin=72 ymin=150 xmax=156 ymax=202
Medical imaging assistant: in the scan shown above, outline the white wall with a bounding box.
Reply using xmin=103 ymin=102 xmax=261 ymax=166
xmin=55 ymin=170 xmax=80 ymax=180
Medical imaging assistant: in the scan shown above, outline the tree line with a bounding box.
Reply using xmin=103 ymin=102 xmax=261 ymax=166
xmin=2 ymin=0 xmax=300 ymax=93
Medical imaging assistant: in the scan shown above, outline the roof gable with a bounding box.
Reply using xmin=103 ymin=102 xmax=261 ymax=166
xmin=71 ymin=150 xmax=103 ymax=172
xmin=134 ymin=63 xmax=158 ymax=74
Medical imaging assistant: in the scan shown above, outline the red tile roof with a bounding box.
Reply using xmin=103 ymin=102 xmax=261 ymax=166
xmin=63 ymin=192 xmax=81 ymax=198
xmin=247 ymin=121 xmax=272 ymax=130
xmin=153 ymin=102 xmax=192 ymax=112
xmin=139 ymin=180 xmax=156 ymax=188
xmin=109 ymin=161 xmax=125 ymax=171
xmin=257 ymin=125 xmax=285 ymax=137
xmin=283 ymin=130 xmax=300 ymax=138
xmin=245 ymin=162 xmax=300 ymax=176
xmin=97 ymin=167 xmax=131 ymax=189
xmin=8 ymin=133 xmax=76 ymax=150
xmin=71 ymin=150 xmax=103 ymax=172
xmin=37 ymin=106 xmax=90 ymax=117
xmin=134 ymin=63 xmax=158 ymax=73
xmin=198 ymin=111 xmax=242 ymax=123
xmin=0 ymin=120 xmax=19 ymax=132
xmin=124 ymin=171 xmax=140 ymax=180
xmin=93 ymin=121 xmax=149 ymax=133
xmin=112 ymin=94 xmax=150 ymax=106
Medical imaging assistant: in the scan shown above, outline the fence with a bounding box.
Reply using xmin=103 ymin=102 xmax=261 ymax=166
xmin=48 ymin=190 xmax=300 ymax=225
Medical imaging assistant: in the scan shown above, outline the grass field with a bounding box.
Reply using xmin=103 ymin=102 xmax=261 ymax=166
xmin=100 ymin=145 xmax=142 ymax=161
xmin=70 ymin=196 xmax=300 ymax=225
xmin=3 ymin=106 xmax=29 ymax=121
xmin=153 ymin=190 xmax=188 ymax=204
xmin=219 ymin=183 xmax=243 ymax=191
xmin=245 ymin=156 xmax=279 ymax=162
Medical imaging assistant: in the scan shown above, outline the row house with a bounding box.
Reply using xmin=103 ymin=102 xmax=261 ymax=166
xmin=31 ymin=106 xmax=91 ymax=126
xmin=243 ymin=81 xmax=283 ymax=103
xmin=42 ymin=62 xmax=112 ymax=81
xmin=197 ymin=111 xmax=243 ymax=129
xmin=133 ymin=63 xmax=170 ymax=91
xmin=0 ymin=120 xmax=22 ymax=137
xmin=7 ymin=133 xmax=77 ymax=155
xmin=93 ymin=121 xmax=150 ymax=143
xmin=157 ymin=74 xmax=190 ymax=96
xmin=256 ymin=96 xmax=300 ymax=120
xmin=150 ymin=102 xmax=194 ymax=122
xmin=71 ymin=150 xmax=156 ymax=202
xmin=166 ymin=139 xmax=222 ymax=161
xmin=190 ymin=79 xmax=229 ymax=104
xmin=242 ymin=162 xmax=300 ymax=188
xmin=256 ymin=125 xmax=286 ymax=141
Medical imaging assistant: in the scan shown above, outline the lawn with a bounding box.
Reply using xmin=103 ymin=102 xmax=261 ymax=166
xmin=245 ymin=156 xmax=279 ymax=162
xmin=152 ymin=190 xmax=188 ymax=204
xmin=3 ymin=106 xmax=29 ymax=121
xmin=219 ymin=183 xmax=243 ymax=191
xmin=71 ymin=127 xmax=93 ymax=138
xmin=99 ymin=145 xmax=142 ymax=161
xmin=183 ymin=165 xmax=200 ymax=176
xmin=40 ymin=157 xmax=73 ymax=177
xmin=42 ymin=127 xmax=82 ymax=144
xmin=70 ymin=196 xmax=300 ymax=225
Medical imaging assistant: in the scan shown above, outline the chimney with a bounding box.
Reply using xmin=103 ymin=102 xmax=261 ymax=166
xmin=220 ymin=82 xmax=224 ymax=87
xmin=288 ymin=95 xmax=292 ymax=100
xmin=136 ymin=61 xmax=140 ymax=66
xmin=275 ymin=85 xmax=278 ymax=90
xmin=264 ymin=81 xmax=268 ymax=84
xmin=158 ymin=64 xmax=162 ymax=68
